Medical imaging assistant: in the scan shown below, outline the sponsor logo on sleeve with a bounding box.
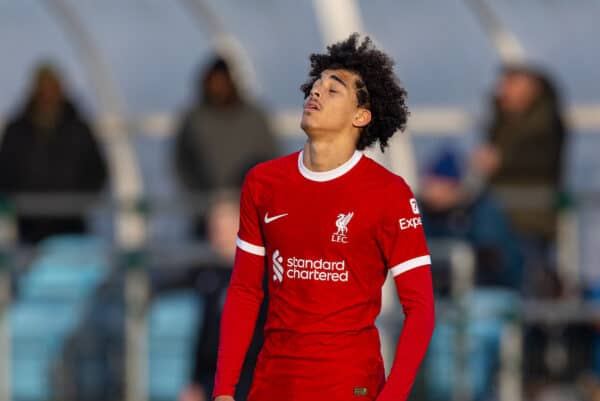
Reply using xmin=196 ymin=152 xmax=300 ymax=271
xmin=410 ymin=198 xmax=420 ymax=215
xmin=399 ymin=216 xmax=422 ymax=230
xmin=397 ymin=199 xmax=422 ymax=230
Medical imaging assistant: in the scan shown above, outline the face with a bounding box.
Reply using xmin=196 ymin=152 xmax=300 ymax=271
xmin=496 ymin=71 xmax=540 ymax=113
xmin=34 ymin=73 xmax=63 ymax=108
xmin=300 ymin=69 xmax=371 ymax=140
xmin=421 ymin=176 xmax=463 ymax=212
xmin=207 ymin=199 xmax=240 ymax=263
xmin=205 ymin=70 xmax=236 ymax=106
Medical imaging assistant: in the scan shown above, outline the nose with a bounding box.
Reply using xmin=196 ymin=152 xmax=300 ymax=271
xmin=310 ymin=85 xmax=321 ymax=99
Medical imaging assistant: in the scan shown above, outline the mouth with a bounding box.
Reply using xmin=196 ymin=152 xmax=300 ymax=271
xmin=304 ymin=99 xmax=321 ymax=112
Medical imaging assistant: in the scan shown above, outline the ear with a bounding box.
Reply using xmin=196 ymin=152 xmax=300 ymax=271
xmin=353 ymin=108 xmax=372 ymax=128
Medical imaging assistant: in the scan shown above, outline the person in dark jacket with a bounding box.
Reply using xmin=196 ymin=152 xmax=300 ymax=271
xmin=472 ymin=65 xmax=566 ymax=238
xmin=0 ymin=63 xmax=108 ymax=243
xmin=471 ymin=64 xmax=567 ymax=296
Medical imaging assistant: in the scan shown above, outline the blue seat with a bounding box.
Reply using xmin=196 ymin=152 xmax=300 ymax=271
xmin=10 ymin=301 xmax=84 ymax=401
xmin=20 ymin=265 xmax=105 ymax=300
xmin=425 ymin=289 xmax=520 ymax=401
xmin=36 ymin=235 xmax=108 ymax=257
xmin=147 ymin=290 xmax=203 ymax=401
xmin=148 ymin=354 xmax=194 ymax=400
xmin=19 ymin=235 xmax=109 ymax=301
xmin=11 ymin=301 xmax=82 ymax=342
xmin=10 ymin=235 xmax=112 ymax=401
xmin=11 ymin=358 xmax=47 ymax=401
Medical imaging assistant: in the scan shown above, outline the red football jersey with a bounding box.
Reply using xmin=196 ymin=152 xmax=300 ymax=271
xmin=214 ymin=150 xmax=432 ymax=401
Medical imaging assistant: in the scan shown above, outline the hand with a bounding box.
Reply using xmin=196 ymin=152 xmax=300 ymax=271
xmin=178 ymin=383 xmax=207 ymax=401
xmin=471 ymin=144 xmax=501 ymax=177
xmin=214 ymin=396 xmax=235 ymax=401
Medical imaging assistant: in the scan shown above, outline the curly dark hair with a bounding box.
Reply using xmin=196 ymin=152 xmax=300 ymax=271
xmin=301 ymin=33 xmax=409 ymax=151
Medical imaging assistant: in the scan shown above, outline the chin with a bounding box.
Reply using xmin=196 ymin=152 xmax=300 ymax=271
xmin=300 ymin=118 xmax=313 ymax=132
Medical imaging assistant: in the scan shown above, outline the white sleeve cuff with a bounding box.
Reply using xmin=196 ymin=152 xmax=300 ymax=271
xmin=236 ymin=237 xmax=265 ymax=256
xmin=390 ymin=255 xmax=431 ymax=277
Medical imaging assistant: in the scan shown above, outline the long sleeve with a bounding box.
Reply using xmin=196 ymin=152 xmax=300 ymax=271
xmin=212 ymin=249 xmax=265 ymax=397
xmin=376 ymin=266 xmax=435 ymax=401
xmin=374 ymin=179 xmax=435 ymax=401
xmin=213 ymin=169 xmax=266 ymax=397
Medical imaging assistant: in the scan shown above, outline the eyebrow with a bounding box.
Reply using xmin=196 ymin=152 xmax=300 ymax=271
xmin=326 ymin=73 xmax=348 ymax=88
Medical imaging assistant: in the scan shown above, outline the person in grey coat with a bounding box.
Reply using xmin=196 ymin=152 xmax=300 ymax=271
xmin=174 ymin=57 xmax=278 ymax=237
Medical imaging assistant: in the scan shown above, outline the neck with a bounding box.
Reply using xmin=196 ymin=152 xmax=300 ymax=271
xmin=302 ymin=137 xmax=357 ymax=172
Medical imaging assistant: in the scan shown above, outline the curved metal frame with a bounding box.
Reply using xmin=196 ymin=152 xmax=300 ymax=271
xmin=178 ymin=0 xmax=262 ymax=99
xmin=463 ymin=0 xmax=526 ymax=63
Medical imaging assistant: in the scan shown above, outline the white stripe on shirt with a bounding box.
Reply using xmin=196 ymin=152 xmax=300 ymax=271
xmin=236 ymin=237 xmax=266 ymax=256
xmin=390 ymin=255 xmax=431 ymax=277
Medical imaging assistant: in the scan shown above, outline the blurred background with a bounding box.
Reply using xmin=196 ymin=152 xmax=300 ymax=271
xmin=0 ymin=1 xmax=599 ymax=401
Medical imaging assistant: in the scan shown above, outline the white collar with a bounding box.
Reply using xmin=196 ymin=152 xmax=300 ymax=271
xmin=297 ymin=149 xmax=363 ymax=182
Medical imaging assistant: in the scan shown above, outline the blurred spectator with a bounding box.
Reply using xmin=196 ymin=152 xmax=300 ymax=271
xmin=174 ymin=56 xmax=278 ymax=237
xmin=420 ymin=149 xmax=524 ymax=401
xmin=420 ymin=148 xmax=523 ymax=291
xmin=0 ymin=62 xmax=108 ymax=243
xmin=471 ymin=64 xmax=567 ymax=297
xmin=470 ymin=66 xmax=599 ymax=398
xmin=179 ymin=195 xmax=266 ymax=401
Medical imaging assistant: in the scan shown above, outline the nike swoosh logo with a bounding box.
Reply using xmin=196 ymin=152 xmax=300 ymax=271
xmin=264 ymin=213 xmax=288 ymax=224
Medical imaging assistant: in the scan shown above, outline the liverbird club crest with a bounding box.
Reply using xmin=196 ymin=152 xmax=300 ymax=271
xmin=331 ymin=212 xmax=354 ymax=243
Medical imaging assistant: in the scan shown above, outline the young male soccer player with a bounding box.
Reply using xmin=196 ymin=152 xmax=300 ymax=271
xmin=213 ymin=34 xmax=435 ymax=401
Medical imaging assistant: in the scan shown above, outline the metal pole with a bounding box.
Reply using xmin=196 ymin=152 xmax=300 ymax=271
xmin=178 ymin=0 xmax=262 ymax=99
xmin=450 ymin=242 xmax=475 ymax=401
xmin=0 ymin=266 xmax=11 ymax=401
xmin=462 ymin=0 xmax=526 ymax=63
xmin=557 ymin=205 xmax=580 ymax=296
xmin=0 ymin=198 xmax=16 ymax=401
xmin=125 ymin=256 xmax=149 ymax=401
xmin=311 ymin=0 xmax=365 ymax=45
xmin=499 ymin=322 xmax=523 ymax=401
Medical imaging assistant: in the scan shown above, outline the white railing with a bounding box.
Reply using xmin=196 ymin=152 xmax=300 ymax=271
xmin=50 ymin=105 xmax=598 ymax=141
